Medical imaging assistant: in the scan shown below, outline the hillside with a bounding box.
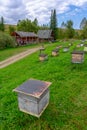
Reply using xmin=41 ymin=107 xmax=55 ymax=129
xmin=5 ymin=24 xmax=17 ymax=33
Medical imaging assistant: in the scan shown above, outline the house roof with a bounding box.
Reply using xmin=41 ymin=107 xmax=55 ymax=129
xmin=15 ymin=31 xmax=38 ymax=37
xmin=37 ymin=30 xmax=53 ymax=39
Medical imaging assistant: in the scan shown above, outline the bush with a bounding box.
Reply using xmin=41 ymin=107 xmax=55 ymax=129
xmin=0 ymin=32 xmax=16 ymax=49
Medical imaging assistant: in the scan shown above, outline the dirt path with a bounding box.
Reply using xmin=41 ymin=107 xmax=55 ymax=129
xmin=0 ymin=47 xmax=40 ymax=69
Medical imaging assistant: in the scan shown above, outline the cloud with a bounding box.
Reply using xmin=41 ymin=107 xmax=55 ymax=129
xmin=0 ymin=0 xmax=27 ymax=24
xmin=0 ymin=0 xmax=86 ymax=25
xmin=25 ymin=0 xmax=87 ymax=25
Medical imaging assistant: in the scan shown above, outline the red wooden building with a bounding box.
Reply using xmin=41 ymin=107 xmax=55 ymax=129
xmin=11 ymin=31 xmax=38 ymax=45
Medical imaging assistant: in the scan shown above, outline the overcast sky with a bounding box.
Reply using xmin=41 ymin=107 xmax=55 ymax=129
xmin=0 ymin=0 xmax=87 ymax=29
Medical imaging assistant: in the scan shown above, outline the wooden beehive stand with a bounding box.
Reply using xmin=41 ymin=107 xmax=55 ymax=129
xmin=13 ymin=79 xmax=52 ymax=118
xmin=71 ymin=51 xmax=84 ymax=63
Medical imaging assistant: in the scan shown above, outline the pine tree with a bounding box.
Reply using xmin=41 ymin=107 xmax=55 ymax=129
xmin=0 ymin=16 xmax=5 ymax=31
xmin=50 ymin=9 xmax=58 ymax=40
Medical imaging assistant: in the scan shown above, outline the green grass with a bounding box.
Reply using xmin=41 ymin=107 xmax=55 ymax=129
xmin=0 ymin=40 xmax=87 ymax=130
xmin=0 ymin=43 xmax=41 ymax=61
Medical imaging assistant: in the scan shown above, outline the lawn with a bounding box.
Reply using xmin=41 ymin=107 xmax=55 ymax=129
xmin=0 ymin=43 xmax=41 ymax=62
xmin=0 ymin=40 xmax=87 ymax=130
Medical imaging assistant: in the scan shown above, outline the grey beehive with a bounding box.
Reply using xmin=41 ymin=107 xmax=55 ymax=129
xmin=13 ymin=79 xmax=51 ymax=117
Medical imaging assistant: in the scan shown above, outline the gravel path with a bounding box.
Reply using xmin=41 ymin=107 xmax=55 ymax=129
xmin=0 ymin=47 xmax=40 ymax=69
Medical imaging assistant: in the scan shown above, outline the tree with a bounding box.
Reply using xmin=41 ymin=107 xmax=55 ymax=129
xmin=17 ymin=18 xmax=39 ymax=33
xmin=79 ymin=17 xmax=87 ymax=39
xmin=50 ymin=9 xmax=58 ymax=40
xmin=65 ymin=20 xmax=75 ymax=38
xmin=61 ymin=21 xmax=66 ymax=29
xmin=80 ymin=17 xmax=87 ymax=29
xmin=0 ymin=16 xmax=5 ymax=31
xmin=33 ymin=18 xmax=38 ymax=26
xmin=9 ymin=25 xmax=15 ymax=34
xmin=81 ymin=20 xmax=87 ymax=39
xmin=0 ymin=32 xmax=16 ymax=49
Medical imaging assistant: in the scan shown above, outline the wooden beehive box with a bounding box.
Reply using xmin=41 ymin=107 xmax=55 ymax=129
xmin=71 ymin=51 xmax=84 ymax=63
xmin=56 ymin=45 xmax=62 ymax=49
xmin=76 ymin=44 xmax=81 ymax=48
xmin=52 ymin=49 xmax=59 ymax=56
xmin=69 ymin=43 xmax=73 ymax=46
xmin=63 ymin=47 xmax=69 ymax=52
xmin=84 ymin=45 xmax=87 ymax=52
xmin=80 ymin=43 xmax=84 ymax=47
xmin=13 ymin=79 xmax=51 ymax=117
xmin=39 ymin=54 xmax=48 ymax=61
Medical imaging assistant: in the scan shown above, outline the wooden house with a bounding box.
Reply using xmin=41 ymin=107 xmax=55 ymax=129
xmin=37 ymin=30 xmax=54 ymax=42
xmin=11 ymin=31 xmax=38 ymax=45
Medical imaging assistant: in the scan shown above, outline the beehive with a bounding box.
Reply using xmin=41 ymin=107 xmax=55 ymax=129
xmin=63 ymin=47 xmax=69 ymax=52
xmin=52 ymin=49 xmax=59 ymax=56
xmin=39 ymin=54 xmax=48 ymax=61
xmin=71 ymin=51 xmax=84 ymax=63
xmin=84 ymin=45 xmax=87 ymax=52
xmin=13 ymin=79 xmax=51 ymax=117
xmin=76 ymin=44 xmax=81 ymax=48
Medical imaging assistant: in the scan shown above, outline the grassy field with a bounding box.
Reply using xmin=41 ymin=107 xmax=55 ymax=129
xmin=0 ymin=40 xmax=87 ymax=130
xmin=0 ymin=43 xmax=41 ymax=62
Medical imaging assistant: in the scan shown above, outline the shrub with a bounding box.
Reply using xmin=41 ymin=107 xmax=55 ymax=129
xmin=0 ymin=32 xmax=16 ymax=49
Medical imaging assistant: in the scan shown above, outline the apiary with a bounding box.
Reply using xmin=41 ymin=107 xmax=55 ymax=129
xmin=13 ymin=79 xmax=51 ymax=117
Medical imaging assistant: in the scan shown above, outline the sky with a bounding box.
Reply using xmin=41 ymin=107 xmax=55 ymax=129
xmin=0 ymin=0 xmax=87 ymax=29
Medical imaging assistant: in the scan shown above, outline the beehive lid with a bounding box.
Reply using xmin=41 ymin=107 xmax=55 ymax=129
xmin=52 ymin=49 xmax=59 ymax=52
xmin=39 ymin=53 xmax=47 ymax=57
xmin=13 ymin=79 xmax=51 ymax=98
xmin=71 ymin=51 xmax=84 ymax=54
xmin=39 ymin=47 xmax=45 ymax=51
xmin=63 ymin=46 xmax=69 ymax=48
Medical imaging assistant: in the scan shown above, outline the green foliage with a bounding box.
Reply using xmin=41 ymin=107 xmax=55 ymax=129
xmin=50 ymin=9 xmax=58 ymax=40
xmin=61 ymin=21 xmax=66 ymax=29
xmin=17 ymin=19 xmax=39 ymax=33
xmin=9 ymin=25 xmax=16 ymax=34
xmin=33 ymin=18 xmax=38 ymax=26
xmin=40 ymin=24 xmax=49 ymax=30
xmin=0 ymin=32 xmax=16 ymax=49
xmin=0 ymin=43 xmax=40 ymax=61
xmin=0 ymin=16 xmax=5 ymax=31
xmin=58 ymin=28 xmax=67 ymax=39
xmin=0 ymin=40 xmax=87 ymax=130
xmin=65 ymin=20 xmax=75 ymax=38
xmin=80 ymin=19 xmax=87 ymax=39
